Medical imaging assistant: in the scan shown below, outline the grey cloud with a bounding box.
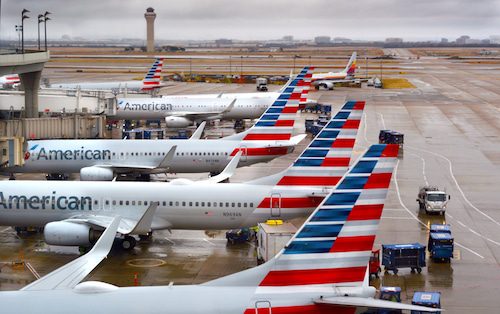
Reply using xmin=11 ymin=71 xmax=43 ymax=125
xmin=1 ymin=0 xmax=499 ymax=41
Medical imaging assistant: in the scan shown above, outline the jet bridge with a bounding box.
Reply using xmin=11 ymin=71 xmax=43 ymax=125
xmin=0 ymin=137 xmax=25 ymax=168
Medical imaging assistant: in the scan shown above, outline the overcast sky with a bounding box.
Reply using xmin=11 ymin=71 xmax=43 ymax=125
xmin=1 ymin=0 xmax=499 ymax=41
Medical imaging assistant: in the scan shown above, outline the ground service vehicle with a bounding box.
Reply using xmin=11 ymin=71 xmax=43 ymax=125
xmin=417 ymin=186 xmax=450 ymax=215
xmin=225 ymin=228 xmax=254 ymax=244
xmin=411 ymin=292 xmax=441 ymax=314
xmin=256 ymin=77 xmax=268 ymax=91
xmin=256 ymin=221 xmax=297 ymax=264
xmin=379 ymin=287 xmax=403 ymax=314
xmin=369 ymin=249 xmax=381 ymax=278
xmin=428 ymin=224 xmax=454 ymax=262
xmin=382 ymin=243 xmax=427 ymax=274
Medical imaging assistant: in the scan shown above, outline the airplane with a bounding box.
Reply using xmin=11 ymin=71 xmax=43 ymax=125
xmin=45 ymin=58 xmax=165 ymax=92
xmin=312 ymin=51 xmax=357 ymax=90
xmin=112 ymin=71 xmax=317 ymax=128
xmin=2 ymin=67 xmax=314 ymax=181
xmin=0 ymin=100 xmax=364 ymax=249
xmin=0 ymin=74 xmax=20 ymax=89
xmin=0 ymin=144 xmax=440 ymax=313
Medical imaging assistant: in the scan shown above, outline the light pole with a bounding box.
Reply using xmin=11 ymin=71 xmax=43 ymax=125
xmin=15 ymin=25 xmax=21 ymax=51
xmin=21 ymin=9 xmax=29 ymax=53
xmin=43 ymin=11 xmax=51 ymax=51
xmin=37 ymin=14 xmax=43 ymax=50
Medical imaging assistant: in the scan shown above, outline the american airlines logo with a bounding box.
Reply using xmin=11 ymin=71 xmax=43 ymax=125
xmin=0 ymin=192 xmax=92 ymax=211
xmin=28 ymin=146 xmax=111 ymax=161
xmin=119 ymin=100 xmax=173 ymax=111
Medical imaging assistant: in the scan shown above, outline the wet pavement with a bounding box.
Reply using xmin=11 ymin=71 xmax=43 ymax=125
xmin=2 ymin=55 xmax=500 ymax=313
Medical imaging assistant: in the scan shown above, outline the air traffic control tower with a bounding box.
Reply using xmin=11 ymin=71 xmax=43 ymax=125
xmin=144 ymin=7 xmax=156 ymax=53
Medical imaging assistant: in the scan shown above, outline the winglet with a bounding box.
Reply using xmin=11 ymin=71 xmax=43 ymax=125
xmin=158 ymin=145 xmax=177 ymax=169
xmin=221 ymin=98 xmax=237 ymax=114
xmin=197 ymin=151 xmax=242 ymax=184
xmin=190 ymin=122 xmax=206 ymax=140
xmin=21 ymin=217 xmax=121 ymax=291
xmin=128 ymin=202 xmax=159 ymax=234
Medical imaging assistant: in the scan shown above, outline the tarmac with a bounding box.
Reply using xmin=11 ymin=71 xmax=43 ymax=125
xmin=1 ymin=53 xmax=500 ymax=313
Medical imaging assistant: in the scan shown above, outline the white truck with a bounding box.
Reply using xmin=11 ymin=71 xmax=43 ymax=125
xmin=256 ymin=77 xmax=268 ymax=91
xmin=417 ymin=186 xmax=450 ymax=215
xmin=257 ymin=221 xmax=297 ymax=264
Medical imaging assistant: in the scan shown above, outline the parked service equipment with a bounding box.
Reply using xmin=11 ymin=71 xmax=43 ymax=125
xmin=379 ymin=130 xmax=404 ymax=149
xmin=379 ymin=287 xmax=402 ymax=314
xmin=428 ymin=224 xmax=453 ymax=262
xmin=417 ymin=186 xmax=450 ymax=215
xmin=256 ymin=77 xmax=268 ymax=91
xmin=225 ymin=228 xmax=254 ymax=244
xmin=411 ymin=292 xmax=441 ymax=314
xmin=257 ymin=221 xmax=297 ymax=264
xmin=369 ymin=249 xmax=381 ymax=278
xmin=382 ymin=243 xmax=426 ymax=274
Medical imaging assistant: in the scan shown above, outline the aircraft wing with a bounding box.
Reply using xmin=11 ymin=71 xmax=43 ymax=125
xmin=195 ymin=151 xmax=242 ymax=184
xmin=66 ymin=201 xmax=160 ymax=235
xmin=315 ymin=297 xmax=441 ymax=312
xmin=97 ymin=145 xmax=177 ymax=172
xmin=21 ymin=217 xmax=121 ymax=291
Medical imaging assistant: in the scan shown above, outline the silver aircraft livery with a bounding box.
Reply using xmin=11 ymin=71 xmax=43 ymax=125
xmin=4 ymin=67 xmax=314 ymax=181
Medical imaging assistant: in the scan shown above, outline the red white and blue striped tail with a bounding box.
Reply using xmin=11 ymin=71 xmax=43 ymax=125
xmin=259 ymin=144 xmax=399 ymax=287
xmin=241 ymin=66 xmax=314 ymax=142
xmin=141 ymin=58 xmax=164 ymax=91
xmin=277 ymin=100 xmax=365 ymax=187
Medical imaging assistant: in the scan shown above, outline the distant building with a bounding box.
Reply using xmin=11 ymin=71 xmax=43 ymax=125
xmin=215 ymin=39 xmax=233 ymax=46
xmin=333 ymin=37 xmax=352 ymax=44
xmin=465 ymin=38 xmax=481 ymax=44
xmin=456 ymin=35 xmax=470 ymax=45
xmin=314 ymin=36 xmax=331 ymax=45
xmin=385 ymin=37 xmax=403 ymax=43
xmin=490 ymin=35 xmax=500 ymax=44
xmin=282 ymin=35 xmax=294 ymax=42
xmin=441 ymin=38 xmax=449 ymax=43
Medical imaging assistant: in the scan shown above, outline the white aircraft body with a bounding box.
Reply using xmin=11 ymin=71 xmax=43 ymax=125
xmin=0 ymin=74 xmax=20 ymax=89
xmin=312 ymin=51 xmax=357 ymax=90
xmin=3 ymin=68 xmax=313 ymax=180
xmin=0 ymin=143 xmax=440 ymax=313
xmin=0 ymin=101 xmax=365 ymax=249
xmin=113 ymin=71 xmax=316 ymax=127
xmin=46 ymin=58 xmax=164 ymax=92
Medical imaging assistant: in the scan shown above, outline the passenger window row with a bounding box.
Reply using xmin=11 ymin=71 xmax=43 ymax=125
xmin=97 ymin=200 xmax=253 ymax=208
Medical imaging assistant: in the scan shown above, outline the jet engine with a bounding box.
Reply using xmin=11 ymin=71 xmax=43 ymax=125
xmin=315 ymin=81 xmax=334 ymax=90
xmin=165 ymin=116 xmax=193 ymax=128
xmin=44 ymin=221 xmax=101 ymax=246
xmin=80 ymin=166 xmax=114 ymax=181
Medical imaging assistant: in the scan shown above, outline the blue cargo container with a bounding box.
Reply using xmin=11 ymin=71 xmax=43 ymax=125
xmin=411 ymin=292 xmax=441 ymax=314
xmin=430 ymin=224 xmax=451 ymax=234
xmin=382 ymin=243 xmax=426 ymax=274
xmin=428 ymin=232 xmax=453 ymax=262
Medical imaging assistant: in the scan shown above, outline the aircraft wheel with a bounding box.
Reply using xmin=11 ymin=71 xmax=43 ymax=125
xmin=121 ymin=236 xmax=137 ymax=250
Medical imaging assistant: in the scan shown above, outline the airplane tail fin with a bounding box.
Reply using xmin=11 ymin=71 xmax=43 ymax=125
xmin=205 ymin=144 xmax=399 ymax=288
xmin=343 ymin=52 xmax=357 ymax=76
xmin=247 ymin=100 xmax=365 ymax=188
xmin=141 ymin=58 xmax=164 ymax=91
xmin=257 ymin=144 xmax=399 ymax=287
xmin=239 ymin=66 xmax=314 ymax=142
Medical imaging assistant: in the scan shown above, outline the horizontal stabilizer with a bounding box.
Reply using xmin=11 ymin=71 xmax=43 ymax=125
xmin=21 ymin=217 xmax=121 ymax=291
xmin=315 ymin=296 xmax=441 ymax=312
